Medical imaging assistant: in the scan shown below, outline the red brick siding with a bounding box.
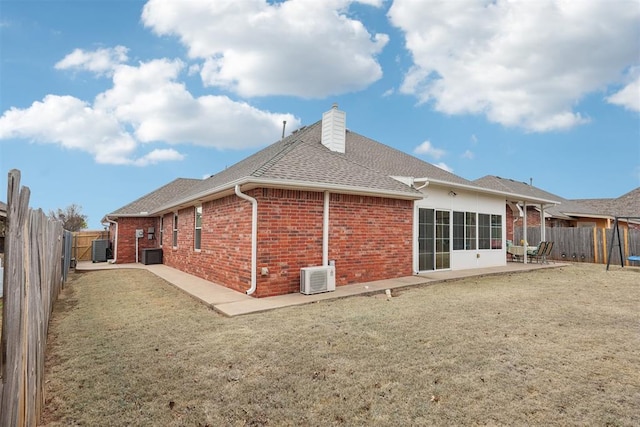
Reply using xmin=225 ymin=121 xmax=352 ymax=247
xmin=506 ymin=205 xmax=543 ymax=242
xmin=114 ymin=217 xmax=159 ymax=263
xmin=162 ymin=197 xmax=253 ymax=294
xmin=506 ymin=205 xmax=515 ymax=242
xmin=254 ymin=189 xmax=325 ymax=297
xmin=115 ymin=189 xmax=414 ymax=298
xmin=329 ymin=194 xmax=413 ymax=285
xmin=253 ymin=189 xmax=413 ymax=297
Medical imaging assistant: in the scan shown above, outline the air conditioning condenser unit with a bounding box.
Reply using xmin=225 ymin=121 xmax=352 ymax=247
xmin=300 ymin=266 xmax=336 ymax=295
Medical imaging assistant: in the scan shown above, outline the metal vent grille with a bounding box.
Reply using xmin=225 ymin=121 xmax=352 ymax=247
xmin=308 ymin=270 xmax=328 ymax=293
xmin=300 ymin=266 xmax=336 ymax=295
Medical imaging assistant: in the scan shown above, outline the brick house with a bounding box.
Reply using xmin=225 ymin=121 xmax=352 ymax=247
xmin=103 ymin=105 xmax=554 ymax=297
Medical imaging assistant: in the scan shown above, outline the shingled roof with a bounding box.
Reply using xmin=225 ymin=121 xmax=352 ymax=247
xmin=136 ymin=119 xmax=490 ymax=216
xmin=107 ymin=115 xmax=556 ymax=220
xmin=572 ymin=187 xmax=640 ymax=218
xmin=108 ymin=178 xmax=202 ymax=216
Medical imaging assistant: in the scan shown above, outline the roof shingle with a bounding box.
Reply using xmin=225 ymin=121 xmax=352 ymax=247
xmin=109 ymin=178 xmax=202 ymax=216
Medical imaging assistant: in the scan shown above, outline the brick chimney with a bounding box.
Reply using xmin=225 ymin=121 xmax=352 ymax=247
xmin=321 ymin=103 xmax=346 ymax=153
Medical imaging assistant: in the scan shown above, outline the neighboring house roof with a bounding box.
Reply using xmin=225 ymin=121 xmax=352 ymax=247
xmin=0 ymin=201 xmax=6 ymax=218
xmin=572 ymin=187 xmax=640 ymax=218
xmin=475 ymin=175 xmax=640 ymax=220
xmin=108 ymin=178 xmax=202 ymax=217
xmin=612 ymin=187 xmax=640 ymax=217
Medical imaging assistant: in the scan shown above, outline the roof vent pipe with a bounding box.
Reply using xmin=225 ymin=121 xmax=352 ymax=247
xmin=321 ymin=104 xmax=346 ymax=153
xmin=282 ymin=120 xmax=287 ymax=139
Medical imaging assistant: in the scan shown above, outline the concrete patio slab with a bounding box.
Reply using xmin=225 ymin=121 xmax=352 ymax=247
xmin=76 ymin=260 xmax=565 ymax=317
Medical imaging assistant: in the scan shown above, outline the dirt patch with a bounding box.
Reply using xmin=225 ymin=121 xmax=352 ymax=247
xmin=40 ymin=264 xmax=640 ymax=426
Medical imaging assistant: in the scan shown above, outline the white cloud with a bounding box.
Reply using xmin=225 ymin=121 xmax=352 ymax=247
xmin=1 ymin=59 xmax=301 ymax=165
xmin=414 ymin=140 xmax=445 ymax=159
xmin=607 ymin=75 xmax=640 ymax=112
xmin=389 ymin=0 xmax=640 ymax=132
xmin=55 ymin=46 xmax=129 ymax=76
xmin=133 ymin=149 xmax=185 ymax=166
xmin=0 ymin=95 xmax=138 ymax=165
xmin=141 ymin=0 xmax=388 ymax=98
xmin=434 ymin=162 xmax=453 ymax=173
xmin=95 ymin=59 xmax=300 ymax=148
xmin=470 ymin=134 xmax=478 ymax=144
xmin=462 ymin=150 xmax=474 ymax=160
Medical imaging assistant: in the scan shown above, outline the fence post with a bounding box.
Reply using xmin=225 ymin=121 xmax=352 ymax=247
xmin=623 ymin=228 xmax=629 ymax=267
xmin=593 ymin=227 xmax=598 ymax=264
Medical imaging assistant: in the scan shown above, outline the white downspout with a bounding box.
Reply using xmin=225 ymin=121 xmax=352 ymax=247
xmin=135 ymin=233 xmax=140 ymax=264
xmin=413 ymin=178 xmax=430 ymax=191
xmin=235 ymin=185 xmax=257 ymax=295
xmin=106 ymin=218 xmax=118 ymax=263
xmin=323 ymin=191 xmax=329 ymax=266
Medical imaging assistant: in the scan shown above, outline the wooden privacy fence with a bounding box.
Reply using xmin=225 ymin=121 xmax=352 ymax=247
xmin=73 ymin=230 xmax=107 ymax=262
xmin=515 ymin=227 xmax=640 ymax=265
xmin=0 ymin=169 xmax=70 ymax=426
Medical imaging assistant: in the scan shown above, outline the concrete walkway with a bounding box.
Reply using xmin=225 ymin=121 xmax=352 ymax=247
xmin=76 ymin=261 xmax=564 ymax=317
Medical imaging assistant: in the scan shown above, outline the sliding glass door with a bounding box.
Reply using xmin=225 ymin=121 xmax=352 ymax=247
xmin=418 ymin=208 xmax=450 ymax=271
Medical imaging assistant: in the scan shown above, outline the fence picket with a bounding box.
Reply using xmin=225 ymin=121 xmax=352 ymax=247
xmin=515 ymin=226 xmax=640 ymax=265
xmin=0 ymin=170 xmax=71 ymax=426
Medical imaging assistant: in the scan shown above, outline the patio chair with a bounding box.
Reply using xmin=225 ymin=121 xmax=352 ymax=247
xmin=527 ymin=241 xmax=548 ymax=263
xmin=541 ymin=241 xmax=554 ymax=264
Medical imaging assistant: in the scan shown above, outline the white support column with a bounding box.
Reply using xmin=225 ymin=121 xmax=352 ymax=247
xmin=523 ymin=201 xmax=528 ymax=264
xmin=540 ymin=204 xmax=546 ymax=241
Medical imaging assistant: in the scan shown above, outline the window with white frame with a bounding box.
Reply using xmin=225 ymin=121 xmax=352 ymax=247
xmin=160 ymin=216 xmax=164 ymax=246
xmin=491 ymin=214 xmax=502 ymax=249
xmin=172 ymin=212 xmax=178 ymax=247
xmin=195 ymin=206 xmax=202 ymax=250
xmin=453 ymin=211 xmax=478 ymax=250
xmin=478 ymin=213 xmax=491 ymax=249
xmin=465 ymin=212 xmax=477 ymax=250
xmin=453 ymin=211 xmax=465 ymax=250
xmin=478 ymin=213 xmax=502 ymax=250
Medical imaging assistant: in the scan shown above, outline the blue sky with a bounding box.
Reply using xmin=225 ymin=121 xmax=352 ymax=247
xmin=1 ymin=0 xmax=639 ymax=229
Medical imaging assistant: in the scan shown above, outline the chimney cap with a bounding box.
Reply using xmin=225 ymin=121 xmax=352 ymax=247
xmin=331 ymin=103 xmax=338 ymax=109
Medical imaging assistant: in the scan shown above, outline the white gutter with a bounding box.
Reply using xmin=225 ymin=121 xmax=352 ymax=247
xmin=323 ymin=191 xmax=329 ymax=266
xmin=234 ymin=185 xmax=257 ymax=295
xmin=105 ymin=217 xmax=118 ymax=263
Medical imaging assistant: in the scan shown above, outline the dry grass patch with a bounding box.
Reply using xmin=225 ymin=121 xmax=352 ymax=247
xmin=41 ymin=264 xmax=640 ymax=426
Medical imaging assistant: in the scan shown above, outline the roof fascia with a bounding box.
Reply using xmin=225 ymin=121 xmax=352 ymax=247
xmin=416 ymin=177 xmax=561 ymax=205
xmin=561 ymin=212 xmax=615 ymax=220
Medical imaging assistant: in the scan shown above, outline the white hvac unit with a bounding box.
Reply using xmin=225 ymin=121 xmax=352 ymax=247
xmin=300 ymin=266 xmax=336 ymax=295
